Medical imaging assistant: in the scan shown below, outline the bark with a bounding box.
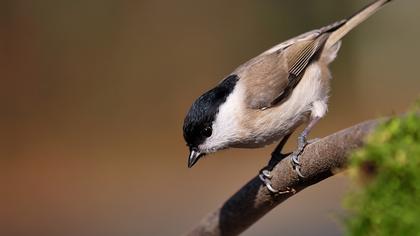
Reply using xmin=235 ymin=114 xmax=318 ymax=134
xmin=185 ymin=118 xmax=383 ymax=236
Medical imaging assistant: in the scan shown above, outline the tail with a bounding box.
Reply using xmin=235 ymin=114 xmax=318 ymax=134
xmin=325 ymin=0 xmax=394 ymax=49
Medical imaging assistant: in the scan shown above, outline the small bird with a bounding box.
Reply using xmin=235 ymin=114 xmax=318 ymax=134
xmin=183 ymin=0 xmax=394 ymax=190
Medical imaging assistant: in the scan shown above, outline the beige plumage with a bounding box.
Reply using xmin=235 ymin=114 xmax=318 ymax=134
xmin=202 ymin=0 xmax=394 ymax=151
xmin=184 ymin=0 xmax=394 ymax=174
xmin=236 ymin=0 xmax=393 ymax=111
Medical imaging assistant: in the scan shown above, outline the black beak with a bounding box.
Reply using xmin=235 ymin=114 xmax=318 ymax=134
xmin=188 ymin=149 xmax=204 ymax=168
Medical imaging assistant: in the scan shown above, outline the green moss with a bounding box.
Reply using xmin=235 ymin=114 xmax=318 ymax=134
xmin=344 ymin=111 xmax=420 ymax=236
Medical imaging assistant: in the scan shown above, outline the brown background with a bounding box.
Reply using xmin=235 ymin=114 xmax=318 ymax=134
xmin=1 ymin=0 xmax=419 ymax=235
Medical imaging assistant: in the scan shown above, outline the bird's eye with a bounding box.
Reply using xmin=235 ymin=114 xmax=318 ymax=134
xmin=202 ymin=126 xmax=212 ymax=137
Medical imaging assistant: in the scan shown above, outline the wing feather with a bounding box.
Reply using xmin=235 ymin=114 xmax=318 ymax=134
xmin=233 ymin=0 xmax=391 ymax=110
xmin=234 ymin=21 xmax=343 ymax=109
xmin=269 ymin=34 xmax=329 ymax=106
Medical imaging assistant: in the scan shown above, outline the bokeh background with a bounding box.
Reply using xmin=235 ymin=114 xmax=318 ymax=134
xmin=1 ymin=0 xmax=419 ymax=235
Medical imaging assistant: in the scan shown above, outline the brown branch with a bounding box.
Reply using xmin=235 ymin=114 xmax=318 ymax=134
xmin=185 ymin=118 xmax=384 ymax=236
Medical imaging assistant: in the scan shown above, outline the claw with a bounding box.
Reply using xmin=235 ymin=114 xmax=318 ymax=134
xmin=261 ymin=169 xmax=272 ymax=178
xmin=291 ymin=154 xmax=301 ymax=166
xmin=258 ymin=171 xmax=275 ymax=192
xmin=259 ymin=169 xmax=296 ymax=194
xmin=290 ymin=135 xmax=311 ymax=177
xmin=258 ymin=133 xmax=298 ymax=194
xmin=290 ymin=153 xmax=305 ymax=177
xmin=266 ymin=180 xmax=280 ymax=193
xmin=293 ymin=165 xmax=305 ymax=178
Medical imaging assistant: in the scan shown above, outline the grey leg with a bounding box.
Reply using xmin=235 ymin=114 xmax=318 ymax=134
xmin=291 ymin=116 xmax=321 ymax=177
xmin=259 ymin=133 xmax=296 ymax=194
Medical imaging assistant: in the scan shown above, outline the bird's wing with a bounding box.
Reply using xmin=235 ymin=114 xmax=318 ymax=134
xmin=268 ymin=33 xmax=330 ymax=107
xmin=235 ymin=0 xmax=393 ymax=109
xmin=235 ymin=22 xmax=340 ymax=109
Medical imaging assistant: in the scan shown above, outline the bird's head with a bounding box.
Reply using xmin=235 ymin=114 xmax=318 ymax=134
xmin=183 ymin=75 xmax=239 ymax=168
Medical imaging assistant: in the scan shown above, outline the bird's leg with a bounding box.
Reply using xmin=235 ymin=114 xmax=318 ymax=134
xmin=268 ymin=133 xmax=291 ymax=168
xmin=259 ymin=133 xmax=296 ymax=194
xmin=290 ymin=116 xmax=321 ymax=177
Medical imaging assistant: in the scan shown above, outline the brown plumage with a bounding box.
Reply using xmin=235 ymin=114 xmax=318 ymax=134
xmin=184 ymin=0 xmax=395 ymax=172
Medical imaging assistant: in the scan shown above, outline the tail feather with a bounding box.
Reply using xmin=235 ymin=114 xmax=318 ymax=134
xmin=325 ymin=0 xmax=394 ymax=49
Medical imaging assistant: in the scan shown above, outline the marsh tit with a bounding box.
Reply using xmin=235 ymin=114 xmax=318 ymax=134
xmin=183 ymin=0 xmax=394 ymax=188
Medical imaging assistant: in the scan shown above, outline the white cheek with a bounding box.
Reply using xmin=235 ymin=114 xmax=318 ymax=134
xmin=199 ymin=85 xmax=244 ymax=153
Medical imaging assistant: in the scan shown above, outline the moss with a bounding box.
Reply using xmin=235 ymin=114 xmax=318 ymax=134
xmin=344 ymin=111 xmax=420 ymax=236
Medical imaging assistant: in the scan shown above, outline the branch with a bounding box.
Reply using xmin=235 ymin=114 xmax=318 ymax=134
xmin=185 ymin=118 xmax=384 ymax=236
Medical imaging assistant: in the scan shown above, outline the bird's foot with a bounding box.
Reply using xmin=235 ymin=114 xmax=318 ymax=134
xmin=290 ymin=137 xmax=320 ymax=178
xmin=258 ymin=134 xmax=296 ymax=194
xmin=258 ymin=169 xmax=296 ymax=194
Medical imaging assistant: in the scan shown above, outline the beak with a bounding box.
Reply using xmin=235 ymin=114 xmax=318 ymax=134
xmin=188 ymin=149 xmax=204 ymax=168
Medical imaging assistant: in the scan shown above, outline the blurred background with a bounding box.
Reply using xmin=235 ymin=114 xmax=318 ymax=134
xmin=1 ymin=0 xmax=419 ymax=235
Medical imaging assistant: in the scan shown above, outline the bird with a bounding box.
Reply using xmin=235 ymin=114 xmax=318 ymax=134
xmin=183 ymin=0 xmax=394 ymax=192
